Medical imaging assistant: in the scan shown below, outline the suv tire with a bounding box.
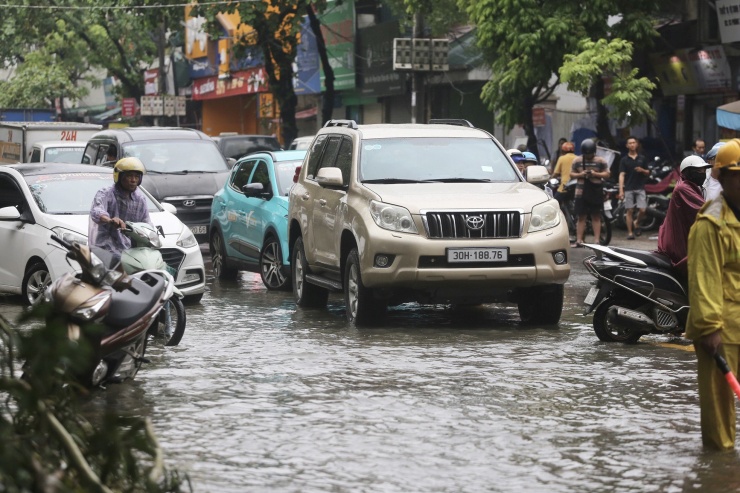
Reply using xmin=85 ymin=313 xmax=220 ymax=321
xmin=292 ymin=237 xmax=329 ymax=308
xmin=345 ymin=248 xmax=387 ymax=325
xmin=517 ymin=284 xmax=564 ymax=325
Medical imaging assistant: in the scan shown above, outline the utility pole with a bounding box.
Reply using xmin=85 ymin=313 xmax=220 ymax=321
xmin=411 ymin=13 xmax=424 ymax=124
xmin=156 ymin=19 xmax=166 ymax=126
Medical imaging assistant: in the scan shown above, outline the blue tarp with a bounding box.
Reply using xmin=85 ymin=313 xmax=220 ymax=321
xmin=717 ymin=100 xmax=740 ymax=131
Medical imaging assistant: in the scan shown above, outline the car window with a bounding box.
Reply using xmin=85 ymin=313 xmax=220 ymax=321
xmin=249 ymin=161 xmax=271 ymax=191
xmin=122 ymin=141 xmax=228 ymax=172
xmin=305 ymin=134 xmax=328 ymax=179
xmin=231 ymin=160 xmax=257 ymax=192
xmin=44 ymin=147 xmax=85 ymax=163
xmin=317 ymin=136 xmax=341 ymax=174
xmin=359 ymin=137 xmax=518 ymax=183
xmin=30 ymin=148 xmax=41 ymax=162
xmin=335 ymin=137 xmax=353 ymax=187
xmin=274 ymin=160 xmax=302 ymax=196
xmin=82 ymin=143 xmax=99 ymax=165
xmin=0 ymin=175 xmax=27 ymax=214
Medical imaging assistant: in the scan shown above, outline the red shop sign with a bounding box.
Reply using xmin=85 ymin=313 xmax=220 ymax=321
xmin=192 ymin=67 xmax=269 ymax=101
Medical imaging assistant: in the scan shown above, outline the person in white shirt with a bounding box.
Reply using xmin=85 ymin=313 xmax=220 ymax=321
xmin=704 ymin=142 xmax=724 ymax=201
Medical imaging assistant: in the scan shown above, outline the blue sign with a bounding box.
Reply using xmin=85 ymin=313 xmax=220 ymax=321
xmin=294 ymin=16 xmax=321 ymax=95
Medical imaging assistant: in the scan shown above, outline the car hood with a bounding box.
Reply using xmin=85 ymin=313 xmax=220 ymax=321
xmin=46 ymin=211 xmax=184 ymax=238
xmin=142 ymin=173 xmax=229 ymax=200
xmin=364 ymin=182 xmax=550 ymax=213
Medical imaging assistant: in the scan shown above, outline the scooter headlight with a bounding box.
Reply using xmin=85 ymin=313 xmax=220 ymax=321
xmin=71 ymin=290 xmax=111 ymax=321
xmin=87 ymin=252 xmax=108 ymax=283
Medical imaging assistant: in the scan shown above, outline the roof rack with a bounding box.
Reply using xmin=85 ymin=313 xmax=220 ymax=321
xmin=428 ymin=119 xmax=475 ymax=128
xmin=323 ymin=119 xmax=358 ymax=129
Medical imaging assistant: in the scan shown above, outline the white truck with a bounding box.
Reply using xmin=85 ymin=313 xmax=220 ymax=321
xmin=0 ymin=122 xmax=102 ymax=164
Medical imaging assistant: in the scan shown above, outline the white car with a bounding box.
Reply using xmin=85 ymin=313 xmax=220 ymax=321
xmin=0 ymin=163 xmax=206 ymax=304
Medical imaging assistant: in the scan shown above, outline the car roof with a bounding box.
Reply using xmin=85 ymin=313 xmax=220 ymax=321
xmin=5 ymin=163 xmax=112 ymax=176
xmin=89 ymin=127 xmax=211 ymax=143
xmin=32 ymin=140 xmax=87 ymax=148
xmin=320 ymin=123 xmax=492 ymax=140
xmin=236 ymin=150 xmax=306 ymax=164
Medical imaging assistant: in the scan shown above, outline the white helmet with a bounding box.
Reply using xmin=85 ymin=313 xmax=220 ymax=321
xmin=679 ymin=155 xmax=709 ymax=173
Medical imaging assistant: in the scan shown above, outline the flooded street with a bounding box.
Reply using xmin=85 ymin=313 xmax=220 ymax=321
xmin=4 ymin=241 xmax=740 ymax=492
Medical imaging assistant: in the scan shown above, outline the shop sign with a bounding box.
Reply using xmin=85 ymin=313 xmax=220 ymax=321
xmin=358 ymin=20 xmax=406 ymax=97
xmin=532 ymin=107 xmax=546 ymax=127
xmin=717 ymin=0 xmax=740 ymax=44
xmin=650 ymin=46 xmax=731 ymax=96
xmin=144 ymin=69 xmax=159 ymax=95
xmin=318 ymin=0 xmax=356 ymax=91
xmin=192 ymin=67 xmax=268 ymax=101
xmin=294 ymin=16 xmax=321 ymax=95
xmin=122 ymin=98 xmax=137 ymax=117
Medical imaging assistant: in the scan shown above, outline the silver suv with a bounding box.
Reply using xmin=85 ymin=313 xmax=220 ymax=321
xmin=287 ymin=119 xmax=570 ymax=325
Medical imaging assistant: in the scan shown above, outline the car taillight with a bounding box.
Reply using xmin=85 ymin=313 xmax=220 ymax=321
xmin=293 ymin=165 xmax=302 ymax=183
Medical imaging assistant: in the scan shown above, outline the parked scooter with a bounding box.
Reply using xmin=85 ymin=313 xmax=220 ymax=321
xmin=120 ymin=222 xmax=186 ymax=346
xmin=582 ymin=243 xmax=688 ymax=343
xmin=40 ymin=235 xmax=177 ymax=387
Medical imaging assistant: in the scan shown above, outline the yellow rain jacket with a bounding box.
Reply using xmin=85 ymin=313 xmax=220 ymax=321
xmin=686 ymin=197 xmax=740 ymax=342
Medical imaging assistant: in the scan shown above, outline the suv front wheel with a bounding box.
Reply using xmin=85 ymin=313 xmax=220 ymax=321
xmin=292 ymin=237 xmax=329 ymax=308
xmin=516 ymin=284 xmax=564 ymax=325
xmin=345 ymin=248 xmax=387 ymax=325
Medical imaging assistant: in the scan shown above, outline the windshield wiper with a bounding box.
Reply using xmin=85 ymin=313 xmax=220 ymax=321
xmin=424 ymin=178 xmax=492 ymax=183
xmin=362 ymin=178 xmax=427 ymax=184
xmin=166 ymin=170 xmax=217 ymax=174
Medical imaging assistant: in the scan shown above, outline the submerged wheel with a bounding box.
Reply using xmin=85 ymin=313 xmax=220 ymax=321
xmin=291 ymin=237 xmax=328 ymax=308
xmin=22 ymin=261 xmax=51 ymax=305
xmin=344 ymin=248 xmax=386 ymax=326
xmin=210 ymin=230 xmax=237 ymax=280
xmin=150 ymin=297 xmax=187 ymax=346
xmin=598 ymin=213 xmax=612 ymax=246
xmin=593 ymin=297 xmax=643 ymax=343
xmin=260 ymin=235 xmax=291 ymax=291
xmin=517 ymin=284 xmax=564 ymax=325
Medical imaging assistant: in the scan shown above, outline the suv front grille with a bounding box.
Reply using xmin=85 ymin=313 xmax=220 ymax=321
xmin=424 ymin=211 xmax=521 ymax=239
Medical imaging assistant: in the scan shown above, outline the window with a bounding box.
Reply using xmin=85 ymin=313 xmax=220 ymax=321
xmin=335 ymin=137 xmax=353 ymax=187
xmin=250 ymin=161 xmax=271 ymax=192
xmin=305 ymin=134 xmax=328 ymax=179
xmin=231 ymin=160 xmax=257 ymax=193
xmin=30 ymin=148 xmax=41 ymax=163
xmin=317 ymin=136 xmax=341 ymax=172
xmin=82 ymin=143 xmax=99 ymax=165
xmin=0 ymin=175 xmax=26 ymax=215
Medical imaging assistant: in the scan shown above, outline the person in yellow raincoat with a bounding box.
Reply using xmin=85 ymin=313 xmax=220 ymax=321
xmin=686 ymin=138 xmax=740 ymax=451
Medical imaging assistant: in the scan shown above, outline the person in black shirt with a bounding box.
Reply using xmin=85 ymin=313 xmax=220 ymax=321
xmin=618 ymin=136 xmax=650 ymax=239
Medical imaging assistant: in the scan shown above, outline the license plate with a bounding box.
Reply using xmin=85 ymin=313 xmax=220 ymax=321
xmin=447 ymin=247 xmax=508 ymax=263
xmin=584 ymin=286 xmax=598 ymax=305
xmin=190 ymin=225 xmax=207 ymax=235
xmin=604 ymin=200 xmax=612 ymax=211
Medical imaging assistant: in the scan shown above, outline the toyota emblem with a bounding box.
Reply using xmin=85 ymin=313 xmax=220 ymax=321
xmin=182 ymin=199 xmax=196 ymax=207
xmin=465 ymin=215 xmax=485 ymax=230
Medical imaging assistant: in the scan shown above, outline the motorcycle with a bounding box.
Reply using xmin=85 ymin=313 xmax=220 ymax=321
xmin=547 ymin=177 xmax=612 ymax=245
xmin=612 ymin=193 xmax=669 ymax=233
xmin=582 ymin=243 xmax=688 ymax=343
xmin=120 ymin=222 xmax=186 ymax=346
xmin=39 ymin=235 xmax=177 ymax=387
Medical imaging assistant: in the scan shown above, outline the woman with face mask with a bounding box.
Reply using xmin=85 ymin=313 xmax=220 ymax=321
xmin=655 ymin=155 xmax=712 ymax=276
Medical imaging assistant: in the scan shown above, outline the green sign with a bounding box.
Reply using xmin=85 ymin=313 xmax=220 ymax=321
xmin=319 ymin=0 xmax=356 ymax=91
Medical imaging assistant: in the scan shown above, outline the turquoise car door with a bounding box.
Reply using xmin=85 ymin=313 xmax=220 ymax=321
xmin=222 ymin=159 xmax=256 ymax=262
xmin=243 ymin=159 xmax=274 ymax=261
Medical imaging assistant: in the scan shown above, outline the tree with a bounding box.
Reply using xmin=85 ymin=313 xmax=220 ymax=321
xmin=461 ymin=0 xmax=675 ymax=151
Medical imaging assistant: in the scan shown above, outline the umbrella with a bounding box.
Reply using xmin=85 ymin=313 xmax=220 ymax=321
xmin=716 ymin=100 xmax=740 ymax=131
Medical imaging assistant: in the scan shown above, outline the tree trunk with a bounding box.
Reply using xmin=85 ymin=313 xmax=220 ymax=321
xmin=594 ymin=77 xmax=615 ymax=149
xmin=307 ymin=5 xmax=334 ymax=126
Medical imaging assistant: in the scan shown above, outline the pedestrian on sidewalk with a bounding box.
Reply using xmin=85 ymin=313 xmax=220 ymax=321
xmin=552 ymin=141 xmax=576 ymax=206
xmin=656 ymin=155 xmax=710 ymax=277
xmin=686 ymin=138 xmax=740 ymax=451
xmin=618 ymin=136 xmax=650 ymax=240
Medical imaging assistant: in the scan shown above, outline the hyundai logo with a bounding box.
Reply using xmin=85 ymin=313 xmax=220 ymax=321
xmin=182 ymin=199 xmax=196 ymax=207
xmin=465 ymin=215 xmax=485 ymax=230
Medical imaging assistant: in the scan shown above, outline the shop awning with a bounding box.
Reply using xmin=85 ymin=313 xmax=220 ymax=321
xmin=717 ymin=100 xmax=740 ymax=131
xmin=92 ymin=106 xmax=121 ymax=123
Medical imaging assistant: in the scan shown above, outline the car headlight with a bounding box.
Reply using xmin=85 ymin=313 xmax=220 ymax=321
xmin=176 ymin=227 xmax=198 ymax=248
xmin=369 ymin=200 xmax=418 ymax=234
xmin=51 ymin=227 xmax=87 ymax=245
xmin=528 ymin=200 xmax=561 ymax=233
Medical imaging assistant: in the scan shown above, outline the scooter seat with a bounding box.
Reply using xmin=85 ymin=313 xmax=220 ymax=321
xmin=610 ymin=247 xmax=673 ymax=270
xmin=104 ymin=273 xmax=166 ymax=329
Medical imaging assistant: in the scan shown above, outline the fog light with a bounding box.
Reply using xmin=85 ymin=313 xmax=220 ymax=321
xmin=552 ymin=250 xmax=567 ymax=265
xmin=181 ymin=270 xmax=202 ymax=284
xmin=374 ymin=254 xmax=394 ymax=268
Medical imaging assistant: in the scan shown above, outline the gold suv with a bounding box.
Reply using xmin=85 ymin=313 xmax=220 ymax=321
xmin=288 ymin=119 xmax=570 ymax=325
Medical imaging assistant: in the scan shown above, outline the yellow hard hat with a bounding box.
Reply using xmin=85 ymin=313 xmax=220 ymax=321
xmin=113 ymin=157 xmax=146 ymax=183
xmin=714 ymin=138 xmax=740 ymax=172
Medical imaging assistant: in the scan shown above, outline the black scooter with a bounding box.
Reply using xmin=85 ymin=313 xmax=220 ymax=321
xmin=582 ymin=243 xmax=688 ymax=343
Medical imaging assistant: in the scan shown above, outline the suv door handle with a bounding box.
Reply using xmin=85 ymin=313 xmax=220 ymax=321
xmin=319 ymin=199 xmax=327 ymax=206
xmin=302 ymin=192 xmax=310 ymax=201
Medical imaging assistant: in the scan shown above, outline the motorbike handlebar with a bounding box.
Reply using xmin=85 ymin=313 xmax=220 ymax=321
xmin=50 ymin=234 xmax=73 ymax=251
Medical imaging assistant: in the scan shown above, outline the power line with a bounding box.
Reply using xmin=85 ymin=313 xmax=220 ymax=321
xmin=0 ymin=1 xmax=257 ymax=9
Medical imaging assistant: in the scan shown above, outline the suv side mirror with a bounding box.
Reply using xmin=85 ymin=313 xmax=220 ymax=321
xmin=525 ymin=165 xmax=549 ymax=185
xmin=316 ymin=167 xmax=344 ymax=188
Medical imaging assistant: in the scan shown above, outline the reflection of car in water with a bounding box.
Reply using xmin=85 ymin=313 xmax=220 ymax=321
xmin=0 ymin=163 xmax=205 ymax=305
xmin=210 ymin=150 xmax=306 ymax=291
xmin=81 ymin=127 xmax=230 ymax=242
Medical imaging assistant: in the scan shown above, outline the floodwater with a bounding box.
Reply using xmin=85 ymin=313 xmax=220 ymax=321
xmin=3 ymin=244 xmax=740 ymax=492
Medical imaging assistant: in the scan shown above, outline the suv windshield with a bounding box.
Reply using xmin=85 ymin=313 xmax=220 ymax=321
xmin=122 ymin=141 xmax=228 ymax=173
xmin=360 ymin=137 xmax=518 ymax=183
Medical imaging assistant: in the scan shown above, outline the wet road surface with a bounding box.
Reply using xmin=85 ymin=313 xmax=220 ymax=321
xmin=3 ymin=235 xmax=740 ymax=492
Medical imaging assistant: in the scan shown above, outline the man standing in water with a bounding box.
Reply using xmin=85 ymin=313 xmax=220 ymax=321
xmin=686 ymin=138 xmax=740 ymax=450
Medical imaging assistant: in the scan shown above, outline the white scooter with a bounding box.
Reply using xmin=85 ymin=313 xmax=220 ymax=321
xmin=121 ymin=222 xmax=186 ymax=346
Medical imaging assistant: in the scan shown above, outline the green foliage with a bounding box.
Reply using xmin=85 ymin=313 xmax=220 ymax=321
xmin=0 ymin=309 xmax=189 ymax=492
xmin=384 ymin=0 xmax=467 ymax=36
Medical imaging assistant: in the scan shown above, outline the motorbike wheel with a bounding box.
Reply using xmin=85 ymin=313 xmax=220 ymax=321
xmin=517 ymin=284 xmax=564 ymax=325
xmin=151 ymin=298 xmax=187 ymax=346
xmin=292 ymin=237 xmax=329 ymax=308
xmin=260 ymin=235 xmax=291 ymax=291
xmin=593 ymin=297 xmax=643 ymax=343
xmin=210 ymin=230 xmax=238 ymax=280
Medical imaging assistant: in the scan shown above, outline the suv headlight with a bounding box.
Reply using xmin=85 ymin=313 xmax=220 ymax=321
xmin=176 ymin=227 xmax=198 ymax=248
xmin=369 ymin=200 xmax=418 ymax=234
xmin=51 ymin=227 xmax=87 ymax=245
xmin=528 ymin=200 xmax=561 ymax=233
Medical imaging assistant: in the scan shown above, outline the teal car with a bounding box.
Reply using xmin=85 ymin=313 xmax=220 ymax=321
xmin=209 ymin=150 xmax=306 ymax=290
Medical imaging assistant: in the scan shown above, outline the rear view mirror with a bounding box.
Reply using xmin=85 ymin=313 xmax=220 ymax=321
xmin=526 ymin=165 xmax=549 ymax=184
xmin=316 ymin=167 xmax=343 ymax=188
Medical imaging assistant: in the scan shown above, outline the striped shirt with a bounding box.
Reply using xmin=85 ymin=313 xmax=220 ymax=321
xmin=89 ymin=184 xmax=151 ymax=260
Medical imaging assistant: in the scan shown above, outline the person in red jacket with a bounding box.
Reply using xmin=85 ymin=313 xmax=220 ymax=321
xmin=656 ymin=155 xmax=711 ymax=275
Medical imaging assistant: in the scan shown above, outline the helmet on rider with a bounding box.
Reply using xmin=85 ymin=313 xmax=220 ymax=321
xmin=580 ymin=139 xmax=596 ymax=155
xmin=679 ymin=155 xmax=710 ymax=174
xmin=680 ymin=155 xmax=711 ymax=187
xmin=507 ymin=148 xmax=525 ymax=163
xmin=113 ymin=157 xmax=146 ymax=183
xmin=714 ymin=138 xmax=740 ymax=172
xmin=705 ymin=142 xmax=725 ymax=162
xmin=522 ymin=151 xmax=538 ymax=164
xmin=561 ymin=141 xmax=575 ymax=153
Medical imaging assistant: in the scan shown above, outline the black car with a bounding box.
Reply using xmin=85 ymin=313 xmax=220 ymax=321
xmin=81 ymin=127 xmax=230 ymax=242
xmin=211 ymin=133 xmax=282 ymax=161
